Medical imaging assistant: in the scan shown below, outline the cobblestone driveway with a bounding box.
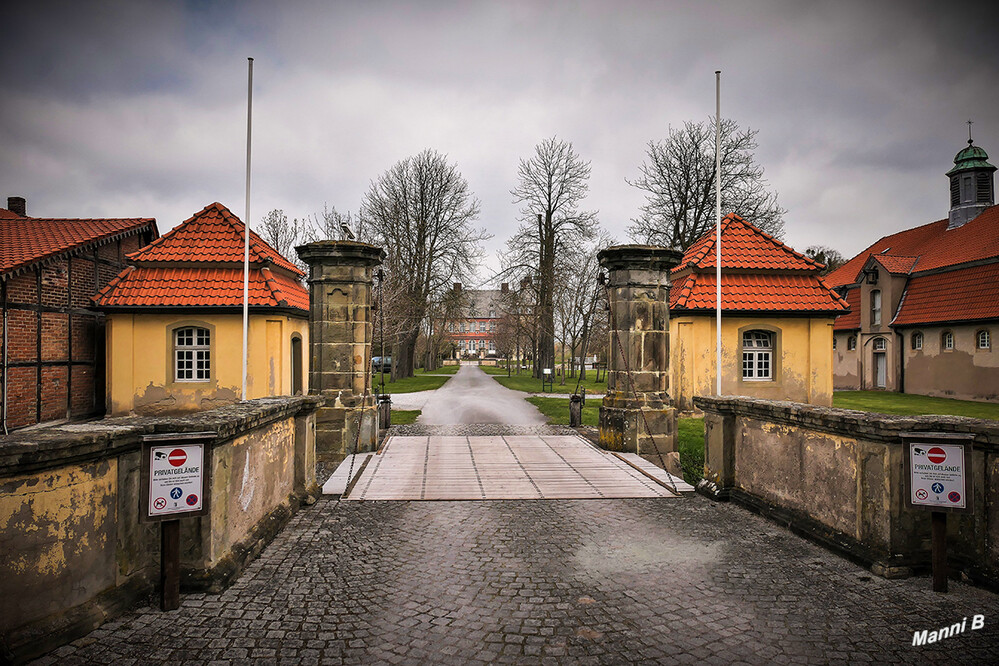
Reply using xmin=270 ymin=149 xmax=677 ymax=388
xmin=37 ymin=490 xmax=998 ymax=664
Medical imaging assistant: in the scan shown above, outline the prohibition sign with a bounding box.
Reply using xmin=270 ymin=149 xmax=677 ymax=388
xmin=915 ymin=489 xmax=928 ymax=500
xmin=168 ymin=449 xmax=187 ymax=467
xmin=153 ymin=497 xmax=167 ymax=510
xmin=927 ymin=447 xmax=947 ymax=464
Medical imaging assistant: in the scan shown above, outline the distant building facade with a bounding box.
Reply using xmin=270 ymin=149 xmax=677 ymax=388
xmin=826 ymin=138 xmax=998 ymax=402
xmin=668 ymin=214 xmax=848 ymax=412
xmin=446 ymin=283 xmax=504 ymax=358
xmin=0 ymin=196 xmax=158 ymax=431
xmin=93 ymin=202 xmax=309 ymax=416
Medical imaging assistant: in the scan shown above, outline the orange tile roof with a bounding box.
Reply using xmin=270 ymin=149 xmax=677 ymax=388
xmin=129 ymin=201 xmax=304 ymax=276
xmin=675 ymin=213 xmax=824 ymax=272
xmin=94 ymin=266 xmax=309 ymax=310
xmin=669 ymin=213 xmax=848 ymax=315
xmin=890 ymin=263 xmax=999 ymax=326
xmin=833 ymin=287 xmax=861 ymax=331
xmin=825 ymin=204 xmax=999 ymax=287
xmin=1 ymin=213 xmax=157 ymax=275
xmin=93 ymin=202 xmax=308 ymax=314
xmin=871 ymin=254 xmax=920 ymax=275
xmin=670 ymin=272 xmax=848 ymax=313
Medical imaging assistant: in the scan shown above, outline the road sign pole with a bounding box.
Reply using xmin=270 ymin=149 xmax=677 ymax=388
xmin=161 ymin=519 xmax=181 ymax=610
xmin=931 ymin=511 xmax=947 ymax=593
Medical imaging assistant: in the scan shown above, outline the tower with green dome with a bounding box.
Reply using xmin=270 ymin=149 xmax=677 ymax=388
xmin=946 ymin=132 xmax=996 ymax=229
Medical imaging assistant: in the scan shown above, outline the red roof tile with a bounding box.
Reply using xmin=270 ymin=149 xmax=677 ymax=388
xmin=871 ymin=254 xmax=920 ymax=275
xmin=93 ymin=202 xmax=308 ymax=313
xmin=1 ymin=215 xmax=156 ymax=275
xmin=833 ymin=287 xmax=861 ymax=331
xmin=825 ymin=205 xmax=999 ymax=287
xmin=890 ymin=263 xmax=999 ymax=326
xmin=93 ymin=266 xmax=309 ymax=311
xmin=670 ymin=273 xmax=849 ymax=313
xmin=129 ymin=202 xmax=304 ymax=276
xmin=675 ymin=213 xmax=824 ymax=272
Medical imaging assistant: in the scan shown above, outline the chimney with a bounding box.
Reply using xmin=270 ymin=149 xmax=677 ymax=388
xmin=501 ymin=282 xmax=509 ymax=294
xmin=7 ymin=196 xmax=25 ymax=217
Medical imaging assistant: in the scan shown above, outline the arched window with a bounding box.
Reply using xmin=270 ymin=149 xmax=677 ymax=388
xmin=847 ymin=336 xmax=857 ymax=351
xmin=175 ymin=326 xmax=211 ymax=381
xmin=742 ymin=330 xmax=773 ymax=381
xmin=872 ymin=337 xmax=887 ymax=351
xmin=832 ymin=337 xmax=837 ymax=350
xmin=911 ymin=331 xmax=923 ymax=350
xmin=870 ymin=290 xmax=882 ymax=326
xmin=978 ymin=330 xmax=991 ymax=350
xmin=942 ymin=331 xmax=954 ymax=350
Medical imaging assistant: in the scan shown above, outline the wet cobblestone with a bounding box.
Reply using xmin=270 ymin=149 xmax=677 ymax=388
xmin=32 ymin=489 xmax=998 ymax=664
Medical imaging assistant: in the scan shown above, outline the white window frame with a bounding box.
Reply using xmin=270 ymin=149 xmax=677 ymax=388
xmin=848 ymin=336 xmax=857 ymax=351
xmin=911 ymin=331 xmax=923 ymax=350
xmin=977 ymin=330 xmax=991 ymax=350
xmin=871 ymin=290 xmax=882 ymax=326
xmin=742 ymin=330 xmax=773 ymax=381
xmin=175 ymin=326 xmax=211 ymax=382
xmin=943 ymin=331 xmax=954 ymax=350
xmin=872 ymin=337 xmax=887 ymax=351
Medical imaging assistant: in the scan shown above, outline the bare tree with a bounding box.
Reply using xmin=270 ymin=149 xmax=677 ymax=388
xmin=508 ymin=136 xmax=597 ymax=379
xmin=628 ymin=118 xmax=785 ymax=251
xmin=804 ymin=245 xmax=847 ymax=275
xmin=301 ymin=203 xmax=365 ymax=243
xmin=257 ymin=209 xmax=304 ymax=265
xmin=363 ymin=149 xmax=488 ymax=378
xmin=554 ymin=236 xmax=610 ymax=384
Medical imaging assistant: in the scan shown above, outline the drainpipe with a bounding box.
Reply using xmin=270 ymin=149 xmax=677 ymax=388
xmin=897 ymin=329 xmax=906 ymax=394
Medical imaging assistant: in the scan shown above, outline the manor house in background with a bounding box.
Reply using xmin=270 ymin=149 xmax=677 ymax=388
xmin=826 ymin=138 xmax=998 ymax=401
xmin=446 ymin=283 xmax=504 ymax=359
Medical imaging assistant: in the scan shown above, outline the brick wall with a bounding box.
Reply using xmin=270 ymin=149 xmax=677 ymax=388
xmin=2 ymin=232 xmax=151 ymax=431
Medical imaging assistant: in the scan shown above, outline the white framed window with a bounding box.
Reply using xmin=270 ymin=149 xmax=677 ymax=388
xmin=479 ymin=321 xmax=486 ymax=331
xmin=489 ymin=341 xmax=495 ymax=351
xmin=943 ymin=331 xmax=954 ymax=350
xmin=872 ymin=337 xmax=887 ymax=351
xmin=977 ymin=330 xmax=991 ymax=349
xmin=911 ymin=331 xmax=923 ymax=350
xmin=848 ymin=336 xmax=857 ymax=351
xmin=871 ymin=290 xmax=882 ymax=326
xmin=459 ymin=322 xmax=465 ymax=332
xmin=175 ymin=326 xmax=210 ymax=382
xmin=742 ymin=330 xmax=773 ymax=381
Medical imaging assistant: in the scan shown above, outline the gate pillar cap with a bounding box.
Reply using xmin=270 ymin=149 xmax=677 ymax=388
xmin=295 ymin=241 xmax=385 ymax=266
xmin=598 ymin=245 xmax=682 ymax=272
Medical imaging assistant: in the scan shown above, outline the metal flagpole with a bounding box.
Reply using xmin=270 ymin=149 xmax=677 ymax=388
xmin=242 ymin=57 xmax=253 ymax=401
xmin=715 ymin=70 xmax=722 ymax=396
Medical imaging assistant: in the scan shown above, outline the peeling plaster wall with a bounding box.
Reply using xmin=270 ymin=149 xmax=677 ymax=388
xmin=670 ymin=315 xmax=835 ymax=412
xmin=105 ymin=313 xmax=308 ymax=416
xmin=0 ymin=396 xmax=319 ymax=663
xmin=697 ymin=396 xmax=999 ymax=586
xmin=901 ymin=323 xmax=999 ymax=402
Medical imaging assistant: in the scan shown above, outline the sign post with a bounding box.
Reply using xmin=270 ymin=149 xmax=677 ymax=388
xmin=141 ymin=432 xmax=213 ymax=610
xmin=903 ymin=433 xmax=974 ymax=593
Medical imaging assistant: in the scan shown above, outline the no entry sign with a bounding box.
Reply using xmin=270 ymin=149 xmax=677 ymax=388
xmin=141 ymin=432 xmax=213 ymax=522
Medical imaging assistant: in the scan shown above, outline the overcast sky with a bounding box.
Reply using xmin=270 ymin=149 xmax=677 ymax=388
xmin=2 ymin=0 xmax=997 ymax=283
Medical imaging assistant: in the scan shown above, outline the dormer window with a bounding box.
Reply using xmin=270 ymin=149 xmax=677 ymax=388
xmin=864 ymin=269 xmax=879 ymax=285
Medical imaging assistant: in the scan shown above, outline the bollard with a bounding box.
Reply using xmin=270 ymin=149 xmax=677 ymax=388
xmin=569 ymin=394 xmax=582 ymax=427
xmin=378 ymin=394 xmax=392 ymax=429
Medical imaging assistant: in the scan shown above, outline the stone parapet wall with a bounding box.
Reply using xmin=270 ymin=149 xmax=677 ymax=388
xmin=694 ymin=395 xmax=999 ymax=588
xmin=0 ymin=396 xmax=320 ymax=663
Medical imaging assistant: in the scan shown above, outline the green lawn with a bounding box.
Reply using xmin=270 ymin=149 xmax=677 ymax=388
xmin=372 ymin=367 xmax=454 ymax=394
xmin=492 ymin=370 xmax=607 ymax=395
xmin=526 ymin=395 xmax=706 ymax=486
xmin=833 ymin=391 xmax=999 ymax=420
xmin=390 ymin=409 xmax=421 ymax=425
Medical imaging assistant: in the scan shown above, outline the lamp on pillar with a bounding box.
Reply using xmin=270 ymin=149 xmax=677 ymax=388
xmin=596 ymin=245 xmax=682 ymax=459
xmin=295 ymin=240 xmax=386 ymax=464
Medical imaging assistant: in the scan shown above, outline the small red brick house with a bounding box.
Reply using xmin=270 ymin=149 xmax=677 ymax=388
xmin=0 ymin=196 xmax=158 ymax=432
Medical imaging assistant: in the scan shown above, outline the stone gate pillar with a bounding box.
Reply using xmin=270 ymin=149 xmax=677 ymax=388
xmin=296 ymin=241 xmax=386 ymax=463
xmin=597 ymin=245 xmax=682 ymax=457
